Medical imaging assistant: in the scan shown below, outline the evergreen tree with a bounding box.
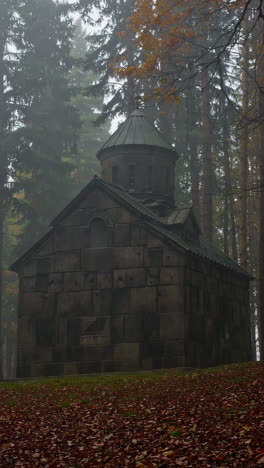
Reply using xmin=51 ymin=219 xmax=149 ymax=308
xmin=0 ymin=0 xmax=26 ymax=379
xmin=77 ymin=0 xmax=141 ymax=122
xmin=12 ymin=0 xmax=81 ymax=254
xmin=69 ymin=19 xmax=110 ymax=189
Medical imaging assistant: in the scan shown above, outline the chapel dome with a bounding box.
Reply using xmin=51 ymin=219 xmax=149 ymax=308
xmin=97 ymin=109 xmax=179 ymax=160
xmin=97 ymin=109 xmax=179 ymax=204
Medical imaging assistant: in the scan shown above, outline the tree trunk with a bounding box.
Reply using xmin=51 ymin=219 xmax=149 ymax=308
xmin=238 ymin=13 xmax=249 ymax=270
xmin=257 ymin=17 xmax=264 ymax=360
xmin=201 ymin=67 xmax=213 ymax=241
xmin=0 ymin=24 xmax=6 ymax=381
xmin=222 ymin=96 xmax=238 ymax=261
xmin=190 ymin=137 xmax=200 ymax=223
xmin=222 ymin=97 xmax=230 ymax=255
xmin=187 ymin=72 xmax=200 ymax=222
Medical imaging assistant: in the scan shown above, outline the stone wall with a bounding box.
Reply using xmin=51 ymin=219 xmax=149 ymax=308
xmin=16 ymin=186 xmax=251 ymax=377
xmin=16 ymin=188 xmax=186 ymax=377
xmin=100 ymin=146 xmax=176 ymax=202
xmin=184 ymin=256 xmax=251 ymax=368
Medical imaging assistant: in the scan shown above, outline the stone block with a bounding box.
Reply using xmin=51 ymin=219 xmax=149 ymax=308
xmin=108 ymin=207 xmax=137 ymax=224
xmin=114 ymin=247 xmax=144 ymax=268
xmin=35 ymin=347 xmax=53 ymax=363
xmin=36 ymin=257 xmax=54 ymax=274
xmin=144 ymin=248 xmax=163 ymax=267
xmin=22 ymin=276 xmax=36 ymax=292
xmin=77 ymin=361 xmax=102 ymax=374
xmin=43 ymin=363 xmax=64 ymax=377
xmin=163 ymin=249 xmax=185 ymax=267
xmin=80 ymin=335 xmax=109 ymax=346
xmin=158 ymin=285 xmax=184 ymax=314
xmin=36 ymin=317 xmax=56 ymax=347
xmin=92 ymin=289 xmax=112 ymax=316
xmin=114 ymin=342 xmax=140 ymax=361
xmin=82 ymin=248 xmax=113 ymax=271
xmin=52 ymin=346 xmax=66 ymax=362
xmin=160 ymin=313 xmax=184 ymax=340
xmin=141 ymin=358 xmax=153 ymax=370
xmin=113 ymin=224 xmax=130 ymax=246
xmin=142 ymin=311 xmax=159 ymax=340
xmin=112 ymin=289 xmax=130 ymax=314
xmin=124 ymin=314 xmax=143 ymax=341
xmin=64 ymin=272 xmax=84 ymax=292
xmin=21 ymin=292 xmax=46 ymax=317
xmin=160 ymin=267 xmax=183 ymax=285
xmin=191 ymin=271 xmax=205 ymax=289
xmin=97 ymin=271 xmax=112 ymax=289
xmin=54 ymin=227 xmax=84 ymax=251
xmin=126 ymin=268 xmax=146 ymax=287
xmin=57 ymin=292 xmax=92 ymax=317
xmin=130 ymin=224 xmax=148 ymax=246
xmin=84 ymin=272 xmax=97 ymax=289
xmin=35 ymin=274 xmax=49 ymax=292
xmin=162 ymin=355 xmax=185 ymax=368
xmin=23 ymin=259 xmax=37 ymax=277
xmin=48 ymin=273 xmax=64 ymax=292
xmin=146 ymin=268 xmax=160 ymax=286
xmin=61 ymin=210 xmax=81 ymax=227
xmin=66 ymin=344 xmax=112 ymax=362
xmin=102 ymin=361 xmax=115 ymax=373
xmin=16 ymin=364 xmax=31 ymax=378
xmin=55 ymin=251 xmax=80 ymax=272
xmin=64 ymin=362 xmax=78 ymax=375
xmin=147 ymin=234 xmax=163 ymax=248
xmin=113 ymin=270 xmax=127 ymax=288
xmin=17 ymin=317 xmax=35 ymax=348
xmin=114 ymin=360 xmax=140 ymax=372
xmin=17 ymin=347 xmax=34 ymax=367
xmin=111 ymin=316 xmax=125 ymax=342
xmin=30 ymin=364 xmax=45 ymax=378
xmin=130 ymin=287 xmax=157 ymax=314
xmin=67 ymin=318 xmax=81 ymax=346
xmin=164 ymin=340 xmax=184 ymax=356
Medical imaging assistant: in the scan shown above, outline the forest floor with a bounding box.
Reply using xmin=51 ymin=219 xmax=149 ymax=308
xmin=0 ymin=363 xmax=263 ymax=467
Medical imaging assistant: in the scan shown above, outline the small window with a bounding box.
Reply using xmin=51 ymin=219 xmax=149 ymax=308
xmin=112 ymin=166 xmax=118 ymax=184
xmin=128 ymin=165 xmax=135 ymax=189
xmin=90 ymin=218 xmax=107 ymax=248
xmin=147 ymin=166 xmax=152 ymax=191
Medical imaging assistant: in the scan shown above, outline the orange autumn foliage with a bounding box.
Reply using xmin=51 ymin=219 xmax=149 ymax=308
xmin=114 ymin=0 xmax=246 ymax=102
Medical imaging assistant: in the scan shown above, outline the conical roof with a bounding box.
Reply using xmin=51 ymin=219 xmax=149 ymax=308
xmin=97 ymin=109 xmax=178 ymax=158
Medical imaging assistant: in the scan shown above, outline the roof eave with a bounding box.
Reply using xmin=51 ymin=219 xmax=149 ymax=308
xmin=97 ymin=143 xmax=179 ymax=162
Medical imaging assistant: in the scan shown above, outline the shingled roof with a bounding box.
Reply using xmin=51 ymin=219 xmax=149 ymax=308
xmin=97 ymin=109 xmax=179 ymax=159
xmin=10 ymin=177 xmax=253 ymax=279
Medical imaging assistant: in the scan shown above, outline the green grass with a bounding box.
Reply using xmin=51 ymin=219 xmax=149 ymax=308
xmin=0 ymin=361 xmax=255 ymax=391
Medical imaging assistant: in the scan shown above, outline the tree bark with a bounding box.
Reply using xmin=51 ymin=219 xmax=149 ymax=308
xmin=222 ymin=97 xmax=230 ymax=255
xmin=201 ymin=67 xmax=213 ymax=241
xmin=238 ymin=13 xmax=249 ymax=270
xmin=221 ymin=96 xmax=238 ymax=261
xmin=257 ymin=17 xmax=264 ymax=360
xmin=0 ymin=18 xmax=7 ymax=381
xmin=190 ymin=136 xmax=200 ymax=223
xmin=187 ymin=72 xmax=200 ymax=222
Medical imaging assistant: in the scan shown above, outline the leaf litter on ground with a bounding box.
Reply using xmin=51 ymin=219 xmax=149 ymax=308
xmin=0 ymin=362 xmax=263 ymax=467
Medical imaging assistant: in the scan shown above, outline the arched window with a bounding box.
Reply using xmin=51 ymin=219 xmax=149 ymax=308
xmin=89 ymin=218 xmax=107 ymax=248
xmin=128 ymin=164 xmax=135 ymax=189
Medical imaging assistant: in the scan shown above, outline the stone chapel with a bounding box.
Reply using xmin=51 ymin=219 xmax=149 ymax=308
xmin=11 ymin=109 xmax=252 ymax=377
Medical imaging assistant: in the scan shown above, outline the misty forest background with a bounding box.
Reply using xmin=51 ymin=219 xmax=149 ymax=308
xmin=0 ymin=0 xmax=263 ymax=377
